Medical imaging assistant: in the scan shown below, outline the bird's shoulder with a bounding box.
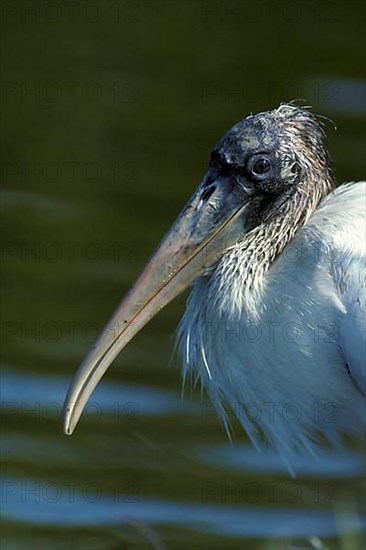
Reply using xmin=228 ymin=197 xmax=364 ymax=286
xmin=302 ymin=181 xmax=366 ymax=394
xmin=305 ymin=180 xmax=365 ymax=254
xmin=301 ymin=181 xmax=366 ymax=297
xmin=280 ymin=181 xmax=365 ymax=280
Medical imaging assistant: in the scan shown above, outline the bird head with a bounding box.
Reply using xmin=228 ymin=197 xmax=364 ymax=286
xmin=62 ymin=104 xmax=334 ymax=435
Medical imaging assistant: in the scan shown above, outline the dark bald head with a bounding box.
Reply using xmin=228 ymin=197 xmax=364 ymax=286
xmin=208 ymin=105 xmax=333 ymax=197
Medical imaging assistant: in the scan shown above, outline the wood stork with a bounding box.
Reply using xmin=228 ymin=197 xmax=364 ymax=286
xmin=62 ymin=104 xmax=365 ymax=461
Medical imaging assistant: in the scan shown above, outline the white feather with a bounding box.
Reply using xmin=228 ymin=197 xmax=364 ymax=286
xmin=177 ymin=181 xmax=366 ymax=459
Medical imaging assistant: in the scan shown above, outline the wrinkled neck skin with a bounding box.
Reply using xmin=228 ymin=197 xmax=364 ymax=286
xmin=175 ymin=172 xmax=361 ymax=469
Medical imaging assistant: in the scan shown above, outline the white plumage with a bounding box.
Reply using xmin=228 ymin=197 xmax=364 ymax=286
xmin=178 ymin=181 xmax=366 ymax=459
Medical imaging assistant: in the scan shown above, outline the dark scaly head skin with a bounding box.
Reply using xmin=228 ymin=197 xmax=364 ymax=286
xmin=210 ymin=104 xmax=334 ymax=194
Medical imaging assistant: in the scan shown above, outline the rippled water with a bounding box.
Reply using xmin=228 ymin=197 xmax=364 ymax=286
xmin=1 ymin=1 xmax=366 ymax=548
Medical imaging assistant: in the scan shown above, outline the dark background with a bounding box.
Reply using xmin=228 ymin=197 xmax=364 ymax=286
xmin=1 ymin=1 xmax=365 ymax=548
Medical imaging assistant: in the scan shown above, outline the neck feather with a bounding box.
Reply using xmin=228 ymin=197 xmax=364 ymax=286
xmin=212 ymin=174 xmax=334 ymax=320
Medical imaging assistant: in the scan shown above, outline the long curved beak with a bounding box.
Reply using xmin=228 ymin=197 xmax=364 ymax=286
xmin=62 ymin=175 xmax=250 ymax=434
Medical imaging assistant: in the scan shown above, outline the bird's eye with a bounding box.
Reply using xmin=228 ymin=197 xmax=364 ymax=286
xmin=253 ymin=157 xmax=271 ymax=174
xmin=246 ymin=155 xmax=272 ymax=181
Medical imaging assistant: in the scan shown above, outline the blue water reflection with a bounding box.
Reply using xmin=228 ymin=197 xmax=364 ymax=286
xmin=1 ymin=368 xmax=197 ymax=417
xmin=2 ymin=477 xmax=364 ymax=539
xmin=196 ymin=445 xmax=366 ymax=478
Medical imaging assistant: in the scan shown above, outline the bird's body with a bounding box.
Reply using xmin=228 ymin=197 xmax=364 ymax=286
xmin=178 ymin=180 xmax=366 ymax=458
xmin=63 ymin=105 xmax=366 ymax=466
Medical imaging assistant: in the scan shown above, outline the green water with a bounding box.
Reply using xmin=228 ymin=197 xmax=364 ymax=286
xmin=1 ymin=1 xmax=365 ymax=548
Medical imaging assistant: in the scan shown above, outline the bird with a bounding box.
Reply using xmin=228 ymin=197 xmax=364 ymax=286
xmin=62 ymin=104 xmax=365 ymax=464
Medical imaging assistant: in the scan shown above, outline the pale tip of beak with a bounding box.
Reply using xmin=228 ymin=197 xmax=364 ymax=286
xmin=62 ymin=405 xmax=74 ymax=436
